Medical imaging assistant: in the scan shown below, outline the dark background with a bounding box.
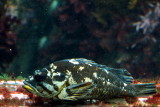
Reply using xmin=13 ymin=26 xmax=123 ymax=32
xmin=0 ymin=0 xmax=160 ymax=79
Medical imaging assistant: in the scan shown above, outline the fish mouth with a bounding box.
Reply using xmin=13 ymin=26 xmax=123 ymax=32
xmin=23 ymin=81 xmax=38 ymax=93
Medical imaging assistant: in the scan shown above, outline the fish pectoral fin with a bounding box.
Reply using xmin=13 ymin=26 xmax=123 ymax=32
xmin=58 ymin=82 xmax=95 ymax=100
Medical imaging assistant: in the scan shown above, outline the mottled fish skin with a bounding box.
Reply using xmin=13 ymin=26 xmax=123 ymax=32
xmin=49 ymin=59 xmax=131 ymax=99
xmin=23 ymin=58 xmax=156 ymax=101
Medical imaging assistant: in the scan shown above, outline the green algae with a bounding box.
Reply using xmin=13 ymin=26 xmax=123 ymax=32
xmin=0 ymin=73 xmax=12 ymax=81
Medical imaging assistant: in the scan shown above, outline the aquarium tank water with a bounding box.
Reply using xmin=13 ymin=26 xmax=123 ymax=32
xmin=0 ymin=0 xmax=160 ymax=106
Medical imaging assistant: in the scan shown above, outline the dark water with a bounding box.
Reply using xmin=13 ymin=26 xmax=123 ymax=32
xmin=0 ymin=0 xmax=160 ymax=82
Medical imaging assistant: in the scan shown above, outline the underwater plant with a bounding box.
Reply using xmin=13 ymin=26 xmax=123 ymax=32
xmin=128 ymin=0 xmax=138 ymax=9
xmin=15 ymin=75 xmax=25 ymax=80
xmin=134 ymin=2 xmax=160 ymax=34
xmin=0 ymin=73 xmax=12 ymax=81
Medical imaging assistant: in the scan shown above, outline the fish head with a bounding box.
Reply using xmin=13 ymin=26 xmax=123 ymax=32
xmin=23 ymin=68 xmax=60 ymax=98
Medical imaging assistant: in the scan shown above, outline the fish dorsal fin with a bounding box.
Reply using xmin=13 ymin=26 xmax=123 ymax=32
xmin=63 ymin=58 xmax=96 ymax=64
xmin=62 ymin=58 xmax=133 ymax=84
xmin=70 ymin=59 xmax=134 ymax=84
xmin=104 ymin=67 xmax=134 ymax=84
xmin=64 ymin=58 xmax=105 ymax=67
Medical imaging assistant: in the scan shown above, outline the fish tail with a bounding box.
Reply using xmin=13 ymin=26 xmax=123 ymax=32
xmin=133 ymin=83 xmax=156 ymax=97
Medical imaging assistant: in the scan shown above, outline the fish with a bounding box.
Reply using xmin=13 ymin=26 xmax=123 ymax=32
xmin=23 ymin=58 xmax=156 ymax=102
